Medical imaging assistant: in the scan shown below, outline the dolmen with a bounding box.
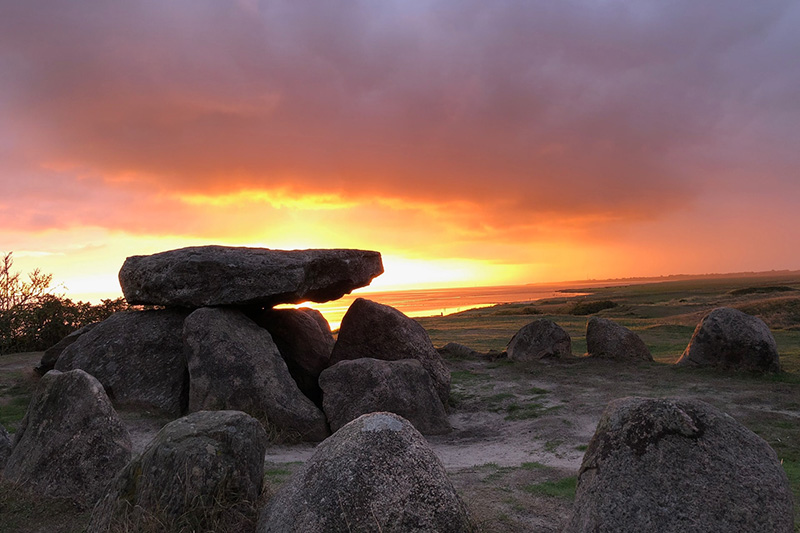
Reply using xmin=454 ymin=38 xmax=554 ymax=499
xmin=40 ymin=245 xmax=452 ymax=440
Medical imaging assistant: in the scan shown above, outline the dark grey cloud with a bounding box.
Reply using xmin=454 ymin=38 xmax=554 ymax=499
xmin=1 ymin=0 xmax=798 ymax=229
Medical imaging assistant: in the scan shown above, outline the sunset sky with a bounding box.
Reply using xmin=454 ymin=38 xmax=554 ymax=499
xmin=1 ymin=1 xmax=799 ymax=302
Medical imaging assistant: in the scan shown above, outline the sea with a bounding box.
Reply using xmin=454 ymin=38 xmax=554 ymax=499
xmin=286 ymin=280 xmax=639 ymax=330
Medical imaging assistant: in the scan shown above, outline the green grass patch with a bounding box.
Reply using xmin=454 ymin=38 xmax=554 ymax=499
xmin=523 ymin=477 xmax=577 ymax=500
xmin=450 ymin=369 xmax=490 ymax=383
xmin=729 ymin=286 xmax=797 ymax=296
xmin=0 ymin=396 xmax=31 ymax=432
xmin=781 ymin=459 xmax=800 ymax=527
xmin=504 ymin=402 xmax=551 ymax=421
xmin=448 ymin=389 xmax=476 ymax=408
xmin=543 ymin=440 xmax=563 ymax=453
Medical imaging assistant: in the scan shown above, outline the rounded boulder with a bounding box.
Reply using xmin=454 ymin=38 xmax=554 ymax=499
xmin=506 ymin=318 xmax=571 ymax=361
xmin=566 ymin=397 xmax=793 ymax=532
xmin=88 ymin=410 xmax=268 ymax=532
xmin=3 ymin=370 xmax=131 ymax=505
xmin=586 ymin=317 xmax=652 ymax=362
xmin=257 ymin=412 xmax=474 ymax=532
xmin=676 ymin=307 xmax=780 ymax=372
xmin=329 ymin=298 xmax=451 ymax=406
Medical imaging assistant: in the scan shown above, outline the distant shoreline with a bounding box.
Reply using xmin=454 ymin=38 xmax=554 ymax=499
xmin=311 ymin=270 xmax=800 ymax=329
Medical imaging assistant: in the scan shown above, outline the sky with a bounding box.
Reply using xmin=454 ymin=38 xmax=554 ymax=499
xmin=1 ymin=0 xmax=799 ymax=302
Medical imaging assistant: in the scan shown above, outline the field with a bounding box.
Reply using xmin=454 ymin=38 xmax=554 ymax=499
xmin=1 ymin=273 xmax=799 ymax=531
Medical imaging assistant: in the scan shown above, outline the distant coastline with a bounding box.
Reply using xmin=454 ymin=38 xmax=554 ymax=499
xmin=303 ymin=270 xmax=800 ymax=329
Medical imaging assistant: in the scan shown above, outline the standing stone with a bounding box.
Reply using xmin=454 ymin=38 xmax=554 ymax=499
xmin=253 ymin=307 xmax=334 ymax=405
xmin=676 ymin=307 xmax=780 ymax=372
xmin=88 ymin=410 xmax=268 ymax=532
xmin=506 ymin=318 xmax=572 ymax=361
xmin=35 ymin=322 xmax=99 ymax=375
xmin=0 ymin=424 xmax=11 ymax=473
xmin=329 ymin=298 xmax=451 ymax=406
xmin=54 ymin=309 xmax=189 ymax=416
xmin=320 ymin=358 xmax=451 ymax=435
xmin=3 ymin=370 xmax=131 ymax=505
xmin=586 ymin=317 xmax=653 ymax=362
xmin=119 ymin=246 xmax=383 ymax=307
xmin=257 ymin=412 xmax=474 ymax=533
xmin=183 ymin=307 xmax=329 ymax=442
xmin=565 ymin=397 xmax=794 ymax=533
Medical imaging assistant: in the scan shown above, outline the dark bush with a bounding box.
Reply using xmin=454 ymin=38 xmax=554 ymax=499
xmin=0 ymin=252 xmax=130 ymax=354
xmin=569 ymin=300 xmax=617 ymax=316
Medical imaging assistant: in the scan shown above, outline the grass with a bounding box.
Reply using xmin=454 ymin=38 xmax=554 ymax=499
xmin=450 ymin=369 xmax=490 ymax=383
xmin=0 ymin=483 xmax=89 ymax=533
xmin=523 ymin=477 xmax=577 ymax=500
xmin=0 ymin=396 xmax=30 ymax=432
xmin=783 ymin=460 xmax=800 ymax=509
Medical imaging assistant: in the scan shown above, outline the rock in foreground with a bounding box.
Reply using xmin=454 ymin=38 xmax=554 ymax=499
xmin=506 ymin=318 xmax=572 ymax=361
xmin=89 ymin=410 xmax=267 ymax=532
xmin=3 ymin=370 xmax=131 ymax=505
xmin=320 ymin=358 xmax=451 ymax=435
xmin=257 ymin=412 xmax=473 ymax=533
xmin=676 ymin=307 xmax=780 ymax=372
xmin=119 ymin=245 xmax=383 ymax=307
xmin=565 ymin=397 xmax=793 ymax=533
xmin=586 ymin=317 xmax=652 ymax=362
xmin=329 ymin=298 xmax=451 ymax=406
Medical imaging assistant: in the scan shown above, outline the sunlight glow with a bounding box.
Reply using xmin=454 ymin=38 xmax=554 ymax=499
xmin=178 ymin=188 xmax=357 ymax=210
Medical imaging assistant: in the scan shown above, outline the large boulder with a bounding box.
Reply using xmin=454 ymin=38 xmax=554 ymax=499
xmin=0 ymin=424 xmax=11 ymax=472
xmin=3 ymin=370 xmax=131 ymax=505
xmin=676 ymin=307 xmax=780 ymax=372
xmin=183 ymin=307 xmax=330 ymax=442
xmin=586 ymin=317 xmax=653 ymax=362
xmin=35 ymin=322 xmax=99 ymax=375
xmin=88 ymin=410 xmax=268 ymax=532
xmin=253 ymin=307 xmax=334 ymax=405
xmin=257 ymin=412 xmax=473 ymax=532
xmin=319 ymin=358 xmax=451 ymax=435
xmin=329 ymin=298 xmax=450 ymax=406
xmin=506 ymin=318 xmax=571 ymax=361
xmin=54 ymin=309 xmax=189 ymax=416
xmin=565 ymin=397 xmax=794 ymax=533
xmin=119 ymin=245 xmax=383 ymax=307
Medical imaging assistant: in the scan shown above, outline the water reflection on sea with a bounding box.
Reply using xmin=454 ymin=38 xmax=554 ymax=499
xmin=281 ymin=280 xmax=630 ymax=331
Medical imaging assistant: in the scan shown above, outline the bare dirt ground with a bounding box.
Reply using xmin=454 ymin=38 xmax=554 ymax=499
xmin=2 ymin=332 xmax=799 ymax=531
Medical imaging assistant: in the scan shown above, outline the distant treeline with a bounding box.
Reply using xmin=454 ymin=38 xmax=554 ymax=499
xmin=0 ymin=252 xmax=130 ymax=354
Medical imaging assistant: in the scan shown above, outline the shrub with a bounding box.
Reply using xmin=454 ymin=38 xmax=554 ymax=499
xmin=569 ymin=300 xmax=617 ymax=315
